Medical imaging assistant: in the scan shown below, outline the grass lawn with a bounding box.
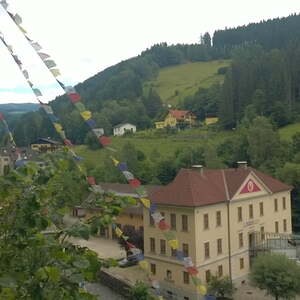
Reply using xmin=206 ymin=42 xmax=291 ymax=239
xmin=279 ymin=122 xmax=300 ymax=141
xmin=75 ymin=127 xmax=232 ymax=168
xmin=144 ymin=60 xmax=230 ymax=106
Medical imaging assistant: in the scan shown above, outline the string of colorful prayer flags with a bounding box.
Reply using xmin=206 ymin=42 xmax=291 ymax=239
xmin=1 ymin=1 xmax=208 ymax=296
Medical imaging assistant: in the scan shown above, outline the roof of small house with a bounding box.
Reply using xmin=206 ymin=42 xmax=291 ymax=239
xmin=169 ymin=110 xmax=195 ymax=120
xmin=31 ymin=138 xmax=61 ymax=145
xmin=149 ymin=167 xmax=292 ymax=207
xmin=113 ymin=123 xmax=136 ymax=129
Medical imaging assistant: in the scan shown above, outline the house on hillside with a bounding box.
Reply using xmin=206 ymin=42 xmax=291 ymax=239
xmin=31 ymin=138 xmax=62 ymax=153
xmin=155 ymin=110 xmax=196 ymax=129
xmin=145 ymin=162 xmax=292 ymax=300
xmin=72 ymin=183 xmax=160 ymax=240
xmin=113 ymin=123 xmax=136 ymax=136
xmin=204 ymin=113 xmax=219 ymax=125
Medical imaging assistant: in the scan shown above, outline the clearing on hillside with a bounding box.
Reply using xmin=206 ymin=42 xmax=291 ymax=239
xmin=144 ymin=60 xmax=230 ymax=106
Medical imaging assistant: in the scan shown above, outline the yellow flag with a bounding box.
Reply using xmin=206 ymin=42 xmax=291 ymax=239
xmin=140 ymin=198 xmax=151 ymax=208
xmin=138 ymin=260 xmax=149 ymax=271
xmin=115 ymin=227 xmax=123 ymax=237
xmin=168 ymin=239 xmax=179 ymax=249
xmin=196 ymin=285 xmax=207 ymax=295
xmin=80 ymin=110 xmax=92 ymax=120
xmin=18 ymin=25 xmax=27 ymax=34
xmin=54 ymin=123 xmax=63 ymax=132
xmin=111 ymin=157 xmax=119 ymax=166
xmin=50 ymin=69 xmax=61 ymax=77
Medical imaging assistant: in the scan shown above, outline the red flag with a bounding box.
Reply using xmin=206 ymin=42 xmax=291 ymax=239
xmin=99 ymin=136 xmax=111 ymax=146
xmin=63 ymin=139 xmax=73 ymax=147
xmin=0 ymin=113 xmax=3 ymax=120
xmin=158 ymin=219 xmax=170 ymax=231
xmin=129 ymin=178 xmax=141 ymax=188
xmin=69 ymin=93 xmax=81 ymax=103
xmin=87 ymin=176 xmax=96 ymax=185
xmin=186 ymin=266 xmax=198 ymax=275
xmin=126 ymin=242 xmax=135 ymax=249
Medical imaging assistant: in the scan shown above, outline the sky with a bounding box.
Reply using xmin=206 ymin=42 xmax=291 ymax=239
xmin=0 ymin=0 xmax=300 ymax=104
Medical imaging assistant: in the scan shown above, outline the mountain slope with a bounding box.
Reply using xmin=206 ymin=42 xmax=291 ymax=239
xmin=145 ymin=60 xmax=229 ymax=106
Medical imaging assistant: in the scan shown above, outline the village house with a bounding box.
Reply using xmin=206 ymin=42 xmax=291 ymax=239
xmin=113 ymin=123 xmax=136 ymax=136
xmin=204 ymin=114 xmax=219 ymax=126
xmin=72 ymin=183 xmax=160 ymax=240
xmin=31 ymin=138 xmax=62 ymax=153
xmin=145 ymin=163 xmax=293 ymax=300
xmin=155 ymin=110 xmax=196 ymax=129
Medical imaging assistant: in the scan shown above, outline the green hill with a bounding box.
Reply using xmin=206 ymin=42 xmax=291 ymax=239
xmin=279 ymin=122 xmax=300 ymax=141
xmin=144 ymin=60 xmax=229 ymax=106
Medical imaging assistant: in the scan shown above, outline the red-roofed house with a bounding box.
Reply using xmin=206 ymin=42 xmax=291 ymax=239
xmin=145 ymin=163 xmax=292 ymax=300
xmin=155 ymin=110 xmax=196 ymax=129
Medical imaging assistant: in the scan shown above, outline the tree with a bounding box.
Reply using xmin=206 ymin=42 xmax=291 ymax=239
xmin=202 ymin=32 xmax=212 ymax=47
xmin=128 ymin=281 xmax=155 ymax=300
xmin=0 ymin=152 xmax=135 ymax=299
xmin=250 ymin=253 xmax=300 ymax=300
xmin=208 ymin=275 xmax=235 ymax=299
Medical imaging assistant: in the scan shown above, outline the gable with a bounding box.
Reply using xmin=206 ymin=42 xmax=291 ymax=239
xmin=232 ymin=172 xmax=270 ymax=200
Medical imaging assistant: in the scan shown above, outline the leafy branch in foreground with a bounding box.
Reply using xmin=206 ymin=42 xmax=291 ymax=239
xmin=0 ymin=152 xmax=134 ymax=299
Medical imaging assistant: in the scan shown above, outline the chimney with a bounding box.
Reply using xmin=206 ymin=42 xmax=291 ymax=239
xmin=237 ymin=161 xmax=247 ymax=169
xmin=192 ymin=165 xmax=204 ymax=174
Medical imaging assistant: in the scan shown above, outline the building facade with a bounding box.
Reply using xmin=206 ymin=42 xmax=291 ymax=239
xmin=31 ymin=138 xmax=61 ymax=153
xmin=113 ymin=123 xmax=136 ymax=136
xmin=144 ymin=164 xmax=292 ymax=300
xmin=155 ymin=110 xmax=196 ymax=129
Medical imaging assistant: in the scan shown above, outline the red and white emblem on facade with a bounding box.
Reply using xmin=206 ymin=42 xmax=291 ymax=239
xmin=240 ymin=179 xmax=261 ymax=194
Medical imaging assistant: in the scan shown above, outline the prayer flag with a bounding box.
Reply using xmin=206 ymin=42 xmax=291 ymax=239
xmin=65 ymin=86 xmax=76 ymax=94
xmin=22 ymin=70 xmax=29 ymax=79
xmin=53 ymin=123 xmax=63 ymax=132
xmin=63 ymin=139 xmax=73 ymax=147
xmin=118 ymin=162 xmax=128 ymax=172
xmin=151 ymin=211 xmax=164 ymax=224
xmin=183 ymin=257 xmax=194 ymax=267
xmin=13 ymin=14 xmax=22 ymax=25
xmin=168 ymin=239 xmax=179 ymax=249
xmin=42 ymin=105 xmax=53 ymax=114
xmin=0 ymin=113 xmax=3 ymax=120
xmin=163 ymin=230 xmax=175 ymax=241
xmin=135 ymin=186 xmax=147 ymax=197
xmin=197 ymin=285 xmax=207 ymax=295
xmin=158 ymin=219 xmax=170 ymax=231
xmin=38 ymin=52 xmax=50 ymax=60
xmin=50 ymin=69 xmax=61 ymax=77
xmin=191 ymin=276 xmax=202 ymax=286
xmin=149 ymin=203 xmax=157 ymax=214
xmin=87 ymin=177 xmax=96 ymax=185
xmin=186 ymin=266 xmax=198 ymax=275
xmin=69 ymin=93 xmax=81 ymax=103
xmin=33 ymin=88 xmax=42 ymax=97
xmin=80 ymin=110 xmax=92 ymax=120
xmin=18 ymin=25 xmax=27 ymax=34
xmin=59 ymin=131 xmax=66 ymax=140
xmin=123 ymin=171 xmax=134 ymax=180
xmin=99 ymin=136 xmax=111 ymax=146
xmin=31 ymin=42 xmax=42 ymax=51
xmin=74 ymin=102 xmax=85 ymax=112
xmin=45 ymin=60 xmax=56 ymax=69
xmin=140 ymin=198 xmax=151 ymax=208
xmin=175 ymin=250 xmax=185 ymax=261
xmin=111 ymin=157 xmax=119 ymax=166
xmin=139 ymin=260 xmax=149 ymax=271
xmin=126 ymin=242 xmax=135 ymax=249
xmin=128 ymin=178 xmax=141 ymax=188
xmin=115 ymin=227 xmax=123 ymax=237
xmin=86 ymin=119 xmax=97 ymax=129
xmin=49 ymin=114 xmax=59 ymax=122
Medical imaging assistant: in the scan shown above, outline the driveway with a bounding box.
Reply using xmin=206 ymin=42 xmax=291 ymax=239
xmin=86 ymin=282 xmax=125 ymax=299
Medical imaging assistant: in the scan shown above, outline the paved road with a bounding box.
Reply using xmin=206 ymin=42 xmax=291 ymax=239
xmin=86 ymin=282 xmax=125 ymax=300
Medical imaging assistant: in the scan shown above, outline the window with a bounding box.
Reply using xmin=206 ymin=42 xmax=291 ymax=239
xmin=218 ymin=265 xmax=223 ymax=277
xmin=160 ymin=239 xmax=166 ymax=255
xmin=205 ymin=270 xmax=211 ymax=283
xmin=259 ymin=202 xmax=264 ymax=216
xmin=217 ymin=238 xmax=222 ymax=255
xmin=183 ymin=243 xmax=189 ymax=257
xmin=171 ymin=248 xmax=177 ymax=257
xmin=170 ymin=213 xmax=176 ymax=230
xmin=249 ymin=204 xmax=253 ymax=219
xmin=239 ymin=232 xmax=244 ymax=248
xmin=260 ymin=226 xmax=265 ymax=241
xmin=149 ymin=211 xmax=154 ymax=226
xmin=182 ymin=215 xmax=188 ymax=232
xmin=216 ymin=211 xmax=222 ymax=227
xmin=238 ymin=207 xmax=242 ymax=222
xmin=283 ymin=197 xmax=286 ymax=210
xmin=166 ymin=270 xmax=172 ymax=281
xmin=274 ymin=198 xmax=278 ymax=212
xmin=283 ymin=219 xmax=287 ymax=232
xmin=150 ymin=263 xmax=156 ymax=275
xmin=240 ymin=258 xmax=244 ymax=269
xmin=183 ymin=271 xmax=190 ymax=284
xmin=204 ymin=242 xmax=210 ymax=259
xmin=275 ymin=221 xmax=279 ymax=233
xmin=150 ymin=238 xmax=155 ymax=253
xmin=204 ymin=213 xmax=209 ymax=230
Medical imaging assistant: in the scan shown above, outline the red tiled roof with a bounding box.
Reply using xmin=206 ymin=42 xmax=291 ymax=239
xmin=169 ymin=110 xmax=194 ymax=120
xmin=149 ymin=168 xmax=292 ymax=207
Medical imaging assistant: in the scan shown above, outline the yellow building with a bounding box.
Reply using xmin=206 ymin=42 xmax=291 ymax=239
xmin=73 ymin=183 xmax=160 ymax=240
xmin=31 ymin=138 xmax=61 ymax=153
xmin=204 ymin=116 xmax=219 ymax=125
xmin=155 ymin=110 xmax=196 ymax=129
xmin=145 ymin=163 xmax=292 ymax=300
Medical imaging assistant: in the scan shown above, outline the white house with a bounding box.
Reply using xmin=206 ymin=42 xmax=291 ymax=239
xmin=113 ymin=123 xmax=136 ymax=136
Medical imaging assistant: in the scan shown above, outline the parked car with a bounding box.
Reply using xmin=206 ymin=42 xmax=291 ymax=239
xmin=118 ymin=254 xmax=139 ymax=268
